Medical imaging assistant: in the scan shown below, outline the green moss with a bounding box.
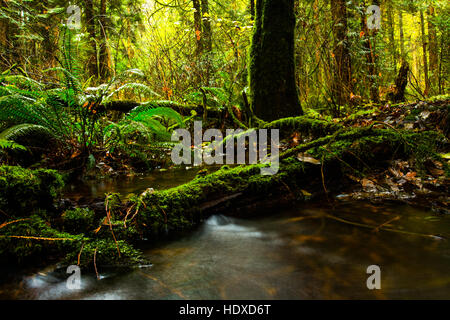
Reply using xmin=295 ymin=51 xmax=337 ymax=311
xmin=94 ymin=219 xmax=142 ymax=242
xmin=262 ymin=116 xmax=342 ymax=138
xmin=62 ymin=208 xmax=96 ymax=234
xmin=133 ymin=159 xmax=311 ymax=236
xmin=249 ymin=0 xmax=303 ymax=120
xmin=0 ymin=166 xmax=64 ymax=217
xmin=0 ymin=215 xmax=83 ymax=265
xmin=64 ymin=238 xmax=145 ymax=269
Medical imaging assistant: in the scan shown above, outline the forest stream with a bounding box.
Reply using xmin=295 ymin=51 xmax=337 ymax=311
xmin=0 ymin=170 xmax=449 ymax=300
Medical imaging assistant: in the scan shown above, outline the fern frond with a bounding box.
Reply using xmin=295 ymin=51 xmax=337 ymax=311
xmin=0 ymin=75 xmax=43 ymax=91
xmin=129 ymin=100 xmax=185 ymax=115
xmin=104 ymin=83 xmax=159 ymax=103
xmin=0 ymin=124 xmax=57 ymax=142
xmin=184 ymin=87 xmax=228 ymax=107
xmin=0 ymin=139 xmax=27 ymax=151
xmin=128 ymin=107 xmax=183 ymax=126
xmin=44 ymin=67 xmax=82 ymax=92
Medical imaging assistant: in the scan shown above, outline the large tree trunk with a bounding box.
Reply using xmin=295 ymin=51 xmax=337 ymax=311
xmin=399 ymin=10 xmax=405 ymax=61
xmin=361 ymin=1 xmax=380 ymax=103
xmin=249 ymin=0 xmax=303 ymax=122
xmin=0 ymin=0 xmax=17 ymax=69
xmin=83 ymin=0 xmax=98 ymax=79
xmin=427 ymin=6 xmax=438 ymax=95
xmin=201 ymin=0 xmax=212 ymax=52
xmin=98 ymin=0 xmax=110 ymax=80
xmin=390 ymin=61 xmax=409 ymax=103
xmin=420 ymin=10 xmax=430 ymax=96
xmin=386 ymin=0 xmax=397 ymax=75
xmin=0 ymin=0 xmax=10 ymax=68
xmin=192 ymin=0 xmax=203 ymax=56
xmin=330 ymin=0 xmax=352 ymax=112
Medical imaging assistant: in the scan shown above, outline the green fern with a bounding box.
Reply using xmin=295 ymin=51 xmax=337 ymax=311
xmin=0 ymin=139 xmax=27 ymax=151
xmin=129 ymin=107 xmax=184 ymax=125
xmin=184 ymin=87 xmax=228 ymax=108
xmin=0 ymin=124 xmax=55 ymax=143
xmin=103 ymin=83 xmax=159 ymax=103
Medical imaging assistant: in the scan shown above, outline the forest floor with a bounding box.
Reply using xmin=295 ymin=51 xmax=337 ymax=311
xmin=333 ymin=99 xmax=448 ymax=213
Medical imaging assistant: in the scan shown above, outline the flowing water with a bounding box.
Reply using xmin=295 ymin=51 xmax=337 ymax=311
xmin=1 ymin=171 xmax=449 ymax=300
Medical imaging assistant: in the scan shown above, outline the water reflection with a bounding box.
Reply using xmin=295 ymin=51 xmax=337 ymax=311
xmin=63 ymin=167 xmax=214 ymax=200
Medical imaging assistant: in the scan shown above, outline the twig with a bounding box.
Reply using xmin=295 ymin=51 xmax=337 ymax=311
xmin=0 ymin=218 xmax=30 ymax=230
xmin=93 ymin=248 xmax=100 ymax=280
xmin=325 ymin=214 xmax=442 ymax=239
xmin=0 ymin=235 xmax=76 ymax=241
xmin=77 ymin=243 xmax=85 ymax=266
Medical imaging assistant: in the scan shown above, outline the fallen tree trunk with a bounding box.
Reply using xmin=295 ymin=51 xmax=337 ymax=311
xmin=100 ymin=100 xmax=226 ymax=119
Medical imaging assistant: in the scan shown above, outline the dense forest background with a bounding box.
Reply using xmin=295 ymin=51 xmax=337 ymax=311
xmin=0 ymin=0 xmax=449 ymax=172
xmin=1 ymin=0 xmax=448 ymax=111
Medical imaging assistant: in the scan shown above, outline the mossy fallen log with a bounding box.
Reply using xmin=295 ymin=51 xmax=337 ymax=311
xmin=261 ymin=116 xmax=343 ymax=138
xmin=102 ymin=100 xmax=225 ymax=119
xmin=132 ymin=127 xmax=446 ymax=237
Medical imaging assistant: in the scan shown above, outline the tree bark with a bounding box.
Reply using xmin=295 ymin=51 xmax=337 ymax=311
xmin=399 ymin=10 xmax=405 ymax=61
xmin=427 ymin=6 xmax=438 ymax=95
xmin=192 ymin=0 xmax=203 ymax=56
xmin=83 ymin=0 xmax=98 ymax=79
xmin=98 ymin=0 xmax=110 ymax=80
xmin=249 ymin=0 xmax=303 ymax=122
xmin=331 ymin=0 xmax=352 ymax=112
xmin=200 ymin=0 xmax=212 ymax=52
xmin=361 ymin=1 xmax=380 ymax=103
xmin=420 ymin=10 xmax=430 ymax=96
xmin=390 ymin=61 xmax=409 ymax=103
xmin=386 ymin=0 xmax=397 ymax=75
xmin=0 ymin=0 xmax=14 ymax=68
